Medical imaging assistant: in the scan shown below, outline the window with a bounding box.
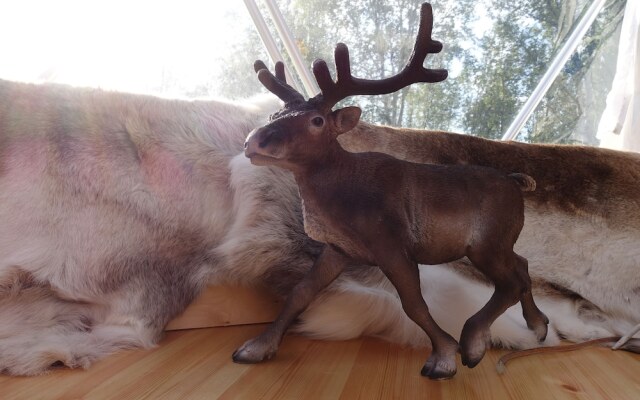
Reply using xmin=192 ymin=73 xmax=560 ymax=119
xmin=232 ymin=0 xmax=626 ymax=145
xmin=1 ymin=0 xmax=626 ymax=145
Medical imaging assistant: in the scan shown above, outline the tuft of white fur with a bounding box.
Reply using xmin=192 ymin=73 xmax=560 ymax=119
xmin=0 ymin=287 xmax=149 ymax=375
xmin=212 ymin=154 xmax=304 ymax=284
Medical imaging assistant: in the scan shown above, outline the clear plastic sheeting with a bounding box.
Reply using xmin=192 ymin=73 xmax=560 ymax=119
xmin=597 ymin=0 xmax=640 ymax=152
xmin=502 ymin=0 xmax=608 ymax=141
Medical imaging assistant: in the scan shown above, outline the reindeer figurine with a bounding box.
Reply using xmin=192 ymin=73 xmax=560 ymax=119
xmin=234 ymin=3 xmax=549 ymax=379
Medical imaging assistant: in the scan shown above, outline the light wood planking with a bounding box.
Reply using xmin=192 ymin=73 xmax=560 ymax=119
xmin=1 ymin=325 xmax=638 ymax=400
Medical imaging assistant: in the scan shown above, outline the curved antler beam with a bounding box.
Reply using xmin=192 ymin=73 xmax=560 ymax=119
xmin=309 ymin=2 xmax=448 ymax=111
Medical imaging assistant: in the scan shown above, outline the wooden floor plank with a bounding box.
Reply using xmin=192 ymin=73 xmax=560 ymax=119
xmin=0 ymin=325 xmax=638 ymax=400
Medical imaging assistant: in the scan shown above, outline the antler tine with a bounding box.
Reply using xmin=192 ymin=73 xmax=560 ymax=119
xmin=254 ymin=60 xmax=305 ymax=105
xmin=311 ymin=43 xmax=356 ymax=109
xmin=254 ymin=60 xmax=269 ymax=73
xmin=274 ymin=61 xmax=286 ymax=82
xmin=311 ymin=59 xmax=336 ymax=96
xmin=311 ymin=2 xmax=448 ymax=111
xmin=409 ymin=3 xmax=445 ymax=76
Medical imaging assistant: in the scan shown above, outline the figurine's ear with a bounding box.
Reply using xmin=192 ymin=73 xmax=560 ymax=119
xmin=333 ymin=106 xmax=361 ymax=135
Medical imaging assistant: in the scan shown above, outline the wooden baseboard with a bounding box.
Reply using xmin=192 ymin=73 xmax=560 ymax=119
xmin=165 ymin=285 xmax=282 ymax=331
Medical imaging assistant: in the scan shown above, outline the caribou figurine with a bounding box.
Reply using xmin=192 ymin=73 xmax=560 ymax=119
xmin=235 ymin=3 xmax=549 ymax=379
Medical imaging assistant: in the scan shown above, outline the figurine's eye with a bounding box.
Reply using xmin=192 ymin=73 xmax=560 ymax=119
xmin=311 ymin=116 xmax=324 ymax=127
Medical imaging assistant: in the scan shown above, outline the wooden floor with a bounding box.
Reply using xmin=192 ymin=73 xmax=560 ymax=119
xmin=1 ymin=324 xmax=638 ymax=400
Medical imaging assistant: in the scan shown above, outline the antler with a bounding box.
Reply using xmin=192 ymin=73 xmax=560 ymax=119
xmin=253 ymin=60 xmax=305 ymax=105
xmin=253 ymin=3 xmax=447 ymax=112
xmin=311 ymin=2 xmax=447 ymax=111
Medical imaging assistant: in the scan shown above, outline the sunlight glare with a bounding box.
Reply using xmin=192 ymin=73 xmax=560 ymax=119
xmin=0 ymin=0 xmax=252 ymax=96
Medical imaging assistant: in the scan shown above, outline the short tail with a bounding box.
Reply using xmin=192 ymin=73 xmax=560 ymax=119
xmin=508 ymin=173 xmax=536 ymax=192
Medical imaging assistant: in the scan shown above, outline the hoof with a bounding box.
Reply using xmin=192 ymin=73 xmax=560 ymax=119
xmin=421 ymin=351 xmax=457 ymax=380
xmin=460 ymin=326 xmax=491 ymax=368
xmin=231 ymin=337 xmax=277 ymax=364
xmin=528 ymin=312 xmax=550 ymax=343
xmin=421 ymin=357 xmax=457 ymax=380
xmin=460 ymin=351 xmax=483 ymax=368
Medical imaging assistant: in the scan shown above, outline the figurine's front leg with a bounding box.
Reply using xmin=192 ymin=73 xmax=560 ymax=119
xmin=232 ymin=245 xmax=349 ymax=363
